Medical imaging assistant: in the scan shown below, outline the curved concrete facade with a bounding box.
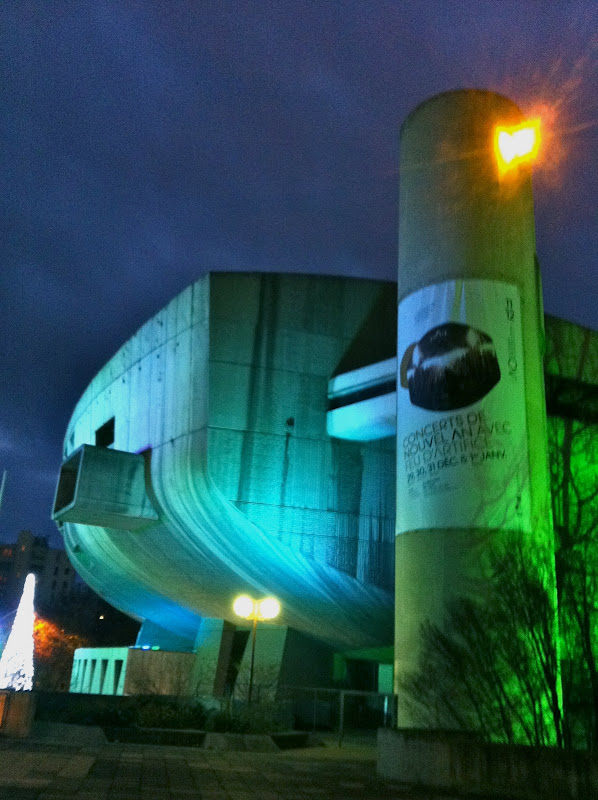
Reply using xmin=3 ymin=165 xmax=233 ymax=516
xmin=54 ymin=273 xmax=396 ymax=650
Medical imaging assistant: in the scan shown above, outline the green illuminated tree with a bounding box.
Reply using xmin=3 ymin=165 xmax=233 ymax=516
xmin=546 ymin=320 xmax=598 ymax=749
xmin=401 ymin=544 xmax=563 ymax=747
xmin=401 ymin=321 xmax=598 ymax=750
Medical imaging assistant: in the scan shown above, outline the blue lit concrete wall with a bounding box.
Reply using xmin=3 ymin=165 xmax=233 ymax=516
xmin=57 ymin=274 xmax=395 ymax=650
xmin=70 ymin=646 xmax=196 ymax=696
xmin=70 ymin=647 xmax=129 ymax=695
xmin=207 ymin=274 xmax=395 ymax=589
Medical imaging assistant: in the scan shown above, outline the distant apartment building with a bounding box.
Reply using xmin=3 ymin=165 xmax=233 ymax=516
xmin=0 ymin=530 xmax=76 ymax=610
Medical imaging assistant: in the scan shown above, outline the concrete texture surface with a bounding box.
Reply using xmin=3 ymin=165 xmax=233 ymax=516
xmin=56 ymin=273 xmax=395 ymax=655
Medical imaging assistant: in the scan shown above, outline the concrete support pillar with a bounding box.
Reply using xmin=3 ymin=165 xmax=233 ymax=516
xmin=395 ymin=90 xmax=555 ymax=726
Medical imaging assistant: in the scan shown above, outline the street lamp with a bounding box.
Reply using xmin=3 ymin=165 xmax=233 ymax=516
xmin=494 ymin=118 xmax=541 ymax=176
xmin=233 ymin=594 xmax=281 ymax=703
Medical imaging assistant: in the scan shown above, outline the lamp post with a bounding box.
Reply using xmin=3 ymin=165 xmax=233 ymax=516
xmin=233 ymin=595 xmax=280 ymax=703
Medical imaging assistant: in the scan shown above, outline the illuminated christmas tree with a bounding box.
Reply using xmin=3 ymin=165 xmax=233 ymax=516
xmin=0 ymin=573 xmax=35 ymax=691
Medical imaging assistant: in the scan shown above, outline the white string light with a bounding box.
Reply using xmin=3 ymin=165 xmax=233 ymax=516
xmin=0 ymin=573 xmax=35 ymax=691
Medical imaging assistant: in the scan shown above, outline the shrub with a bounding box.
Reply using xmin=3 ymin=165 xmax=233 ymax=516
xmin=204 ymin=701 xmax=293 ymax=733
xmin=133 ymin=696 xmax=208 ymax=729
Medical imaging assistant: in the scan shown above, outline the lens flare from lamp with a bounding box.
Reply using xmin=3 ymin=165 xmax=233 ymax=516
xmin=495 ymin=119 xmax=541 ymax=175
xmin=233 ymin=595 xmax=255 ymax=619
xmin=258 ymin=597 xmax=280 ymax=620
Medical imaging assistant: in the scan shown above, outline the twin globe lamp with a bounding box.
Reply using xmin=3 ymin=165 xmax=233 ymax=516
xmin=233 ymin=594 xmax=281 ymax=703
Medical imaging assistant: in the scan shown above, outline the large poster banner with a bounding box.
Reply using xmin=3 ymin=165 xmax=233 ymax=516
xmin=396 ymin=279 xmax=531 ymax=534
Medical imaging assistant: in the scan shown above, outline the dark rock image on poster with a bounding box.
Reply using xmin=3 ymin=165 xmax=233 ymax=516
xmin=397 ymin=279 xmax=530 ymax=533
xmin=400 ymin=322 xmax=501 ymax=411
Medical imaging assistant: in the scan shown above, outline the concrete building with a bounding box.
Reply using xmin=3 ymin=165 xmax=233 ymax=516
xmin=53 ymin=271 xmax=598 ymax=697
xmin=54 ymin=273 xmax=396 ymax=695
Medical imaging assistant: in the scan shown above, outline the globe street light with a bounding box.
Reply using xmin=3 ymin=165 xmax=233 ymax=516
xmin=233 ymin=594 xmax=281 ymax=703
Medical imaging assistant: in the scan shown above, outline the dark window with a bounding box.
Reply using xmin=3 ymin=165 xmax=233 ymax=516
xmin=100 ymin=659 xmax=109 ymax=693
xmin=346 ymin=659 xmax=378 ymax=691
xmin=89 ymin=659 xmax=97 ymax=689
xmin=113 ymin=659 xmax=124 ymax=694
xmin=95 ymin=417 xmax=115 ymax=448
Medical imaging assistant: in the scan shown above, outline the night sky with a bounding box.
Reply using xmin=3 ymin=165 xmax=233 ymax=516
xmin=1 ymin=2 xmax=597 ymax=547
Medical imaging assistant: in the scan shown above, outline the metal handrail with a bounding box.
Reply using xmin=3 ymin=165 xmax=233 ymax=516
xmin=278 ymin=685 xmax=398 ymax=746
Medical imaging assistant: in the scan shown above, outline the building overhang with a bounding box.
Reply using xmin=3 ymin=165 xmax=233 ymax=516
xmin=327 ymin=358 xmax=397 ymax=441
xmin=52 ymin=444 xmax=159 ymax=530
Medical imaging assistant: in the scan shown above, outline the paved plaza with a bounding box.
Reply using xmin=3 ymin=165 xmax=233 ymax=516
xmin=0 ymin=726 xmax=459 ymax=800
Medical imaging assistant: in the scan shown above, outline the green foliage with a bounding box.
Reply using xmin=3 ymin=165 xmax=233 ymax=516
xmin=203 ymin=701 xmax=292 ymax=733
xmin=550 ymin=414 xmax=598 ymax=748
xmin=35 ymin=690 xmax=290 ymax=733
xmin=546 ymin=321 xmax=598 ymax=749
xmin=34 ymin=693 xmax=138 ymax=726
xmin=132 ymin=696 xmax=208 ymax=730
xmin=88 ymin=703 xmax=137 ymax=728
xmin=401 ymin=546 xmax=562 ymax=746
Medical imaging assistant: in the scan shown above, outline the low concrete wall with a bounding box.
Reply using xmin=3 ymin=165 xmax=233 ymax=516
xmin=0 ymin=691 xmax=36 ymax=738
xmin=377 ymin=728 xmax=598 ymax=799
xmin=103 ymin=727 xmax=313 ymax=751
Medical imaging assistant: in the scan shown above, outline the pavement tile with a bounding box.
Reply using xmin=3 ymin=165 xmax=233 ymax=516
xmin=75 ymin=794 xmax=110 ymax=799
xmin=38 ymin=795 xmax=71 ymax=800
xmin=0 ymin=732 xmax=472 ymax=800
xmin=0 ymin=775 xmax=50 ymax=787
xmin=228 ymin=794 xmax=261 ymax=800
xmin=58 ymin=755 xmax=96 ymax=779
xmin=0 ymin=792 xmax=40 ymax=800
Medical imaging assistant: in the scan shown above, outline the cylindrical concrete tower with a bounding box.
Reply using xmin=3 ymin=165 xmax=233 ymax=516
xmin=395 ymin=90 xmax=554 ymax=725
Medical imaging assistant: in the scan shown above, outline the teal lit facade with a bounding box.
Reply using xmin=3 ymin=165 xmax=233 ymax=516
xmin=54 ymin=273 xmax=396 ymax=659
xmin=54 ymin=269 xmax=597 ymax=698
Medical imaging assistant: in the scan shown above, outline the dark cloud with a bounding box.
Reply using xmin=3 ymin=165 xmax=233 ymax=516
xmin=0 ymin=1 xmax=596 ymax=545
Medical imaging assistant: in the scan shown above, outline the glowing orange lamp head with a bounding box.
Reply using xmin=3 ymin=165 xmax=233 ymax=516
xmin=494 ymin=118 xmax=541 ymax=176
